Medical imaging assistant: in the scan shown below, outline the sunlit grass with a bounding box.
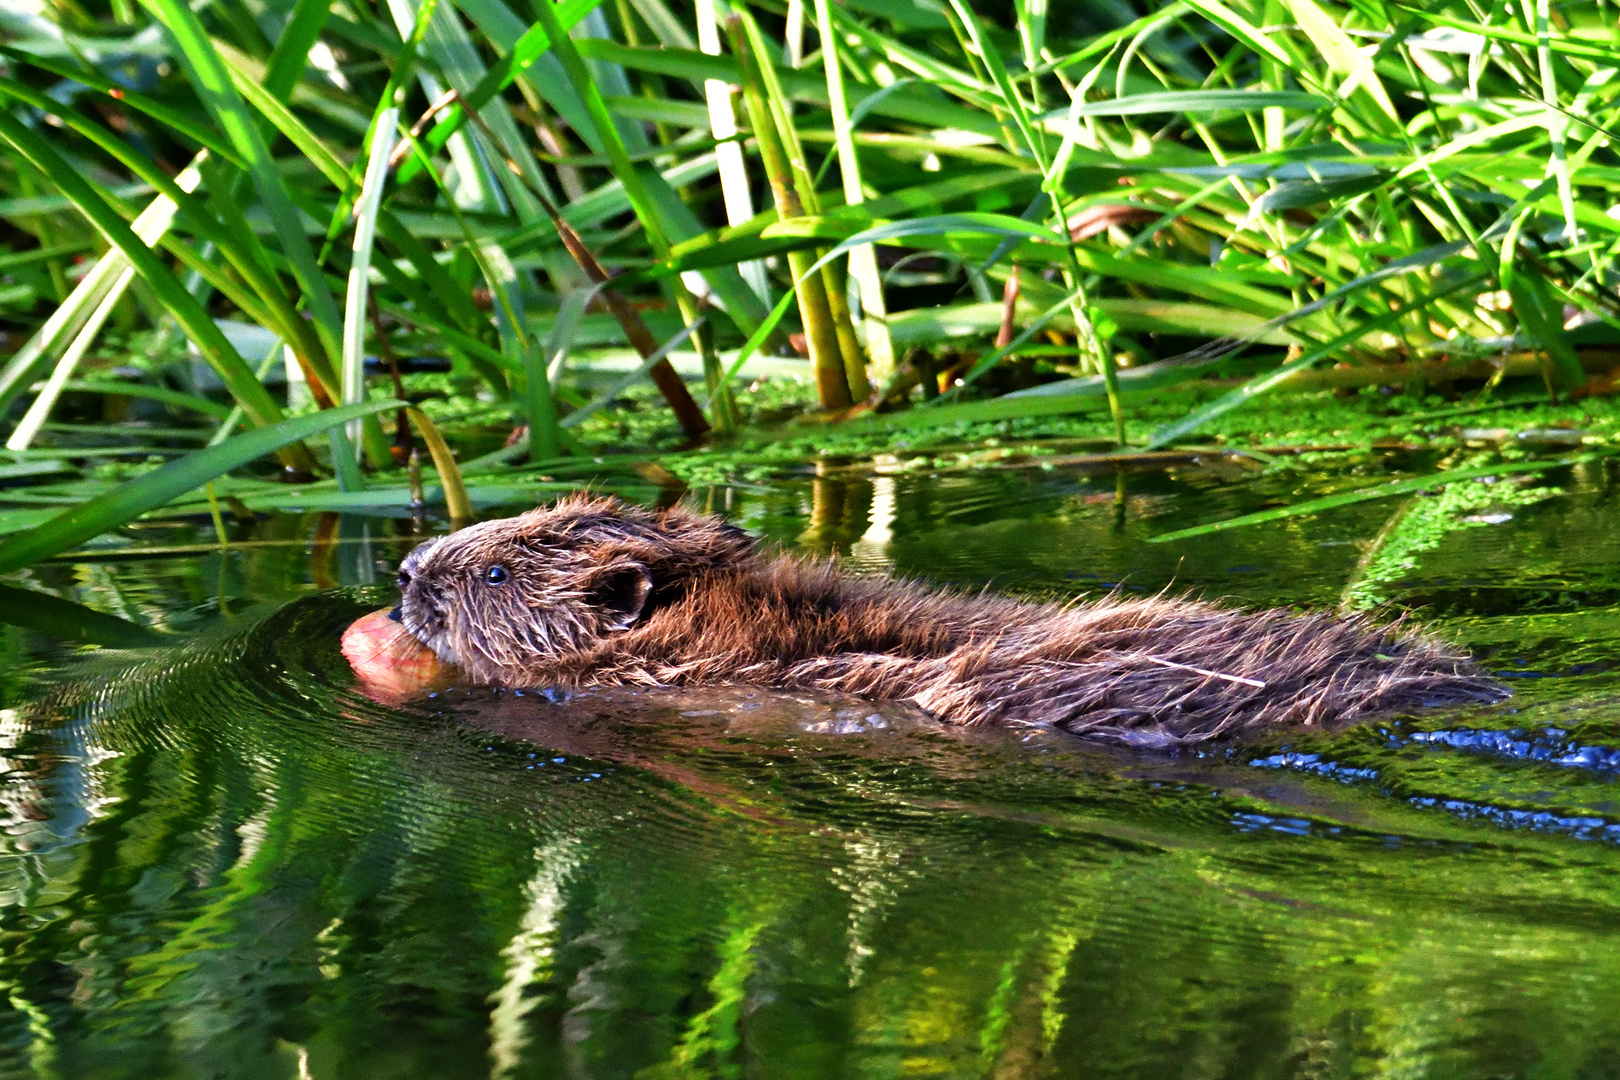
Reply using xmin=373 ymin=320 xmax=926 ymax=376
xmin=1 ymin=0 xmax=1618 ymax=563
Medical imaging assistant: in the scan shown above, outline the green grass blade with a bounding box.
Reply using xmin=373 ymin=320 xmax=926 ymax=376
xmin=393 ymin=0 xmax=607 ymax=185
xmin=0 ymin=400 xmax=403 ymax=575
xmin=263 ymin=0 xmax=334 ymax=99
xmin=1389 ymin=6 xmax=1619 ymax=64
xmin=6 ymin=155 xmax=208 ymax=451
xmin=0 ymin=76 xmax=341 ymax=404
xmin=0 ymin=109 xmax=296 ymax=447
xmin=137 ymin=0 xmax=346 ymax=361
xmin=946 ymin=0 xmax=1044 ymax=163
xmin=370 ymin=291 xmax=514 ymax=374
xmin=832 ymin=16 xmax=990 ymax=99
xmin=406 ymin=407 xmax=473 ymax=525
xmin=0 ymin=45 xmax=243 ymax=166
xmin=0 ymin=583 xmax=167 ymax=647
xmin=226 ymin=65 xmax=346 ymax=187
xmin=1147 ymin=458 xmax=1578 ymax=543
xmin=695 ymin=0 xmax=769 ymax=304
xmin=1052 ymin=89 xmax=1328 ymax=118
xmin=1508 ymin=271 xmax=1586 ymax=391
xmin=336 ymin=106 xmax=401 ymax=486
xmin=58 ymin=381 xmax=232 ymax=419
xmin=731 ymin=8 xmax=850 ymax=406
xmin=7 ymin=270 xmax=132 ymax=451
xmin=562 ymin=317 xmax=704 ymax=429
xmin=522 ymin=339 xmax=562 ymax=462
xmin=530 ymin=0 xmax=668 ymax=256
xmin=580 ymin=36 xmax=1003 ymax=135
xmin=1015 ymin=0 xmax=1047 ymax=97
xmin=1180 ymin=0 xmax=1294 ymax=65
xmin=378 ymin=0 xmax=517 ymax=222
xmin=941 ymin=294 xmax=1075 ymax=393
xmin=813 ymin=0 xmax=893 ymax=382
xmin=0 ymin=244 xmax=134 ymax=420
xmin=1282 ymin=0 xmax=1399 ymax=127
xmin=1146 ymin=273 xmax=1488 ymax=449
xmin=716 ymin=211 xmax=1067 ymax=382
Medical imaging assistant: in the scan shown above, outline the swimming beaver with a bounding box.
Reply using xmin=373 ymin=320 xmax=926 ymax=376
xmin=389 ymin=495 xmax=1506 ymax=746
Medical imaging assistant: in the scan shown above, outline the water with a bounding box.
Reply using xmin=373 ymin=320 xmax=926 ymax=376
xmin=6 ymin=455 xmax=1620 ymax=1078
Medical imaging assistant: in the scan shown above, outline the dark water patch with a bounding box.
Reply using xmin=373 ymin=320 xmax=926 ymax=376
xmin=1399 ymin=585 xmax=1620 ymax=617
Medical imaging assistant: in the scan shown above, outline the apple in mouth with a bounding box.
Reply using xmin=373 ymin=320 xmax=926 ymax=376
xmin=340 ymin=607 xmax=456 ymax=700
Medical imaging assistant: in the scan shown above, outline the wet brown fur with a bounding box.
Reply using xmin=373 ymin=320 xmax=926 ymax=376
xmin=394 ymin=495 xmax=1507 ymax=747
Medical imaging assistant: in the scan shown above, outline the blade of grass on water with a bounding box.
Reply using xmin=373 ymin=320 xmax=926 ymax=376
xmin=0 ymin=582 xmax=167 ymax=646
xmin=1146 ymin=457 xmax=1581 ymax=543
xmin=0 ymin=400 xmax=404 ymax=575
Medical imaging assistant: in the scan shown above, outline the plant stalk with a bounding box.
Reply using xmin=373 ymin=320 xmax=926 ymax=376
xmin=730 ymin=10 xmax=854 ymax=409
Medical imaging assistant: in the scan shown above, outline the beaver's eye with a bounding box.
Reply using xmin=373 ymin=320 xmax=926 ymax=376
xmin=484 ymin=565 xmax=510 ymax=586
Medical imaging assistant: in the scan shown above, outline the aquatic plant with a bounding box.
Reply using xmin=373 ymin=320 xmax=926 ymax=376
xmin=1 ymin=0 xmax=1618 ymax=560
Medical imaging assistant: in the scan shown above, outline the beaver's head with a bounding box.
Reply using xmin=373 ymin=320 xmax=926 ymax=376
xmin=394 ymin=494 xmax=756 ymax=681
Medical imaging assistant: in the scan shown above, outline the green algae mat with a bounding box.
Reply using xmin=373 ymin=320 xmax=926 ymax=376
xmin=6 ymin=452 xmax=1620 ymax=1078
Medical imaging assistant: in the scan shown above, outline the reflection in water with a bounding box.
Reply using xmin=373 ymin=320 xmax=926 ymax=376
xmin=4 ymin=462 xmax=1620 ymax=1076
xmin=849 ymin=476 xmax=896 ymax=573
xmin=798 ymin=467 xmax=875 ymax=562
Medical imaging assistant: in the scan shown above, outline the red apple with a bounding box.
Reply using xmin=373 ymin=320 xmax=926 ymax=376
xmin=341 ymin=608 xmax=454 ymax=700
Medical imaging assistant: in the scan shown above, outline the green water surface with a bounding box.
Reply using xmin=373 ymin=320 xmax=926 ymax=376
xmin=5 ymin=457 xmax=1620 ymax=1079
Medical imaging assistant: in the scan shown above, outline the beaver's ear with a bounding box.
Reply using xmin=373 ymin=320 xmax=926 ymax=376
xmin=586 ymin=563 xmax=653 ymax=632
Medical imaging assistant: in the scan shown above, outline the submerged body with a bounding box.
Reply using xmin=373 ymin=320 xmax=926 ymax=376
xmin=391 ymin=496 xmax=1505 ymax=746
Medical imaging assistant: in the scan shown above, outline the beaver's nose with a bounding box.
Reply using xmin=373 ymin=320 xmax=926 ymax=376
xmin=388 ymin=606 xmax=402 ymax=622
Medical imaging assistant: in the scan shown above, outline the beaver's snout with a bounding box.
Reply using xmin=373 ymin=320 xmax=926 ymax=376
xmin=390 ymin=536 xmax=464 ymax=665
xmin=395 ymin=584 xmax=457 ymax=665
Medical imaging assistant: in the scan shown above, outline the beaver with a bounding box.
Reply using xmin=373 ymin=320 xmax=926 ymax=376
xmin=388 ymin=494 xmax=1507 ymax=747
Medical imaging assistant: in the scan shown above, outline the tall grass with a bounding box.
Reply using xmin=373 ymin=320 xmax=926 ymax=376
xmin=0 ymin=0 xmax=1616 ymax=562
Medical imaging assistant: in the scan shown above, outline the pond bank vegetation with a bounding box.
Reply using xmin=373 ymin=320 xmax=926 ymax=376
xmin=2 ymin=0 xmax=1620 ymax=572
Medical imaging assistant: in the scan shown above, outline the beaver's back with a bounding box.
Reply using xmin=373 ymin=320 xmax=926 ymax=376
xmin=529 ymin=557 xmax=1507 ymax=746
